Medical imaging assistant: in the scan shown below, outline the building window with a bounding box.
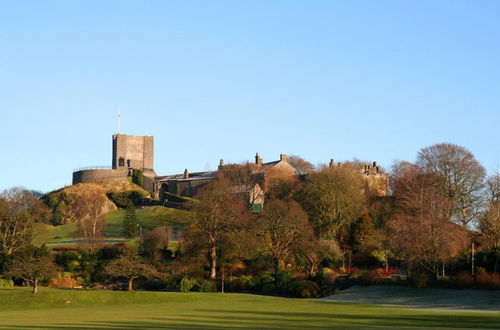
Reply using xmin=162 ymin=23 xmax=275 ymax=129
xmin=127 ymin=159 xmax=131 ymax=168
xmin=119 ymin=158 xmax=125 ymax=167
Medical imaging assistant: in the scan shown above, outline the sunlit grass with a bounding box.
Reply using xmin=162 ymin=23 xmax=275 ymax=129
xmin=0 ymin=288 xmax=498 ymax=329
xmin=33 ymin=206 xmax=191 ymax=247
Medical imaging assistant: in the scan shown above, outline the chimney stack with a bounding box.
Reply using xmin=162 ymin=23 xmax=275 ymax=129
xmin=218 ymin=159 xmax=224 ymax=170
xmin=280 ymin=154 xmax=287 ymax=162
xmin=329 ymin=159 xmax=334 ymax=168
xmin=184 ymin=168 xmax=189 ymax=179
xmin=255 ymin=152 xmax=263 ymax=165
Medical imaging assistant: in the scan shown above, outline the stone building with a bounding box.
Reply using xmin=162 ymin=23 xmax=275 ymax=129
xmin=73 ymin=134 xmax=388 ymax=209
xmin=153 ymin=152 xmax=297 ymax=209
xmin=72 ymin=134 xmax=156 ymax=185
xmin=112 ymin=134 xmax=154 ymax=173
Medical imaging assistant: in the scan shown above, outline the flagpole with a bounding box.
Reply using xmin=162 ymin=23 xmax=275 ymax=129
xmin=117 ymin=108 xmax=121 ymax=134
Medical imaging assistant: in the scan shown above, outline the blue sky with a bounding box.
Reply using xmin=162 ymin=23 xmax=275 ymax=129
xmin=1 ymin=1 xmax=499 ymax=192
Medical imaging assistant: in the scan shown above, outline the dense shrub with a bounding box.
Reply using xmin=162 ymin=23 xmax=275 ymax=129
xmin=475 ymin=268 xmax=500 ymax=289
xmin=321 ymin=268 xmax=337 ymax=284
xmin=49 ymin=272 xmax=80 ymax=288
xmin=107 ymin=191 xmax=148 ymax=208
xmin=359 ymin=268 xmax=387 ymax=285
xmin=257 ymin=273 xmax=275 ymax=289
xmin=132 ymin=170 xmax=145 ymax=187
xmin=180 ymin=277 xmax=198 ymax=292
xmin=295 ymin=280 xmax=320 ymax=298
xmin=0 ymin=277 xmax=14 ymax=288
xmin=231 ymin=275 xmax=257 ymax=291
xmin=49 ymin=277 xmax=79 ymax=288
xmin=101 ymin=243 xmax=134 ymax=260
xmin=194 ymin=280 xmax=216 ymax=292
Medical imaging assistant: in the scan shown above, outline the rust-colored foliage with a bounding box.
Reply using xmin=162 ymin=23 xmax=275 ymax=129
xmin=388 ymin=164 xmax=468 ymax=278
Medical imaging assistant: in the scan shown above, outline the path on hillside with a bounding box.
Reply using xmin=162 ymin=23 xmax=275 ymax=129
xmin=322 ymin=285 xmax=500 ymax=311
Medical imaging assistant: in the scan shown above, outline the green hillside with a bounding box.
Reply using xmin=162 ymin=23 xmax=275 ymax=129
xmin=33 ymin=206 xmax=192 ymax=247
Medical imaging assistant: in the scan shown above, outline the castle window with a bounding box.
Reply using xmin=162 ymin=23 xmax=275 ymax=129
xmin=119 ymin=158 xmax=125 ymax=167
xmin=127 ymin=159 xmax=131 ymax=168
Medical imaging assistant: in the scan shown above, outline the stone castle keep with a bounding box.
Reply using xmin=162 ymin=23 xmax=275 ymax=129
xmin=73 ymin=134 xmax=157 ymax=187
xmin=73 ymin=134 xmax=388 ymax=198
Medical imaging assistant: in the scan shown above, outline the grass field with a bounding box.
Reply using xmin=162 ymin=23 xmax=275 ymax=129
xmin=0 ymin=288 xmax=498 ymax=329
xmin=33 ymin=206 xmax=191 ymax=247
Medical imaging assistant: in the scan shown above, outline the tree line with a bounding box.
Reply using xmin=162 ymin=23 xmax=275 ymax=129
xmin=0 ymin=142 xmax=499 ymax=295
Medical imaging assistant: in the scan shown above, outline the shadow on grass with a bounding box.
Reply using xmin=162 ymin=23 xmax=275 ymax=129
xmin=322 ymin=285 xmax=500 ymax=311
xmin=1 ymin=309 xmax=499 ymax=329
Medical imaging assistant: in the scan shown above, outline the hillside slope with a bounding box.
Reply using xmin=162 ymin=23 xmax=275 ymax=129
xmin=33 ymin=206 xmax=192 ymax=247
xmin=45 ymin=182 xmax=151 ymax=225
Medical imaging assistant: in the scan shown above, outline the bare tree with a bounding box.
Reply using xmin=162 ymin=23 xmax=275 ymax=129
xmin=287 ymin=155 xmax=315 ymax=175
xmin=105 ymin=256 xmax=159 ymax=291
xmin=416 ymin=143 xmax=486 ymax=227
xmin=186 ymin=175 xmax=248 ymax=279
xmin=388 ymin=164 xmax=468 ymax=278
xmin=299 ymin=239 xmax=341 ymax=277
xmin=0 ymin=188 xmax=38 ymax=258
xmin=141 ymin=226 xmax=171 ymax=261
xmin=486 ymin=172 xmax=500 ymax=204
xmin=72 ymin=191 xmax=107 ymax=251
xmin=6 ymin=256 xmax=59 ymax=294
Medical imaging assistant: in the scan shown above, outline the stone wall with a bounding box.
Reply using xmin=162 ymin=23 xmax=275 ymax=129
xmin=72 ymin=168 xmax=130 ymax=185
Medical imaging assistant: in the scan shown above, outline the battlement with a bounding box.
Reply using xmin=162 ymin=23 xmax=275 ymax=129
xmin=328 ymin=159 xmax=382 ymax=176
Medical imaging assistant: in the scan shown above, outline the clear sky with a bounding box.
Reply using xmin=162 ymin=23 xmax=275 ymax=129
xmin=1 ymin=1 xmax=499 ymax=193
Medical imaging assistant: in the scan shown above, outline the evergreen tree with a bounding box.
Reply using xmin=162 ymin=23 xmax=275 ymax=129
xmin=123 ymin=206 xmax=138 ymax=240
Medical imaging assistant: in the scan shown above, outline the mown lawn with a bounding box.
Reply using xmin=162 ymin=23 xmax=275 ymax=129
xmin=33 ymin=206 xmax=191 ymax=247
xmin=0 ymin=288 xmax=498 ymax=329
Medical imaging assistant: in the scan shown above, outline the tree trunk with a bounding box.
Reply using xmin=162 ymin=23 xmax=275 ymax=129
xmin=274 ymin=258 xmax=281 ymax=276
xmin=309 ymin=263 xmax=316 ymax=278
xmin=128 ymin=278 xmax=134 ymax=291
xmin=209 ymin=241 xmax=217 ymax=279
xmin=33 ymin=279 xmax=38 ymax=295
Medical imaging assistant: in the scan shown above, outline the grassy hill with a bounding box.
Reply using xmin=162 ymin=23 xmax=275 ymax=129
xmin=33 ymin=206 xmax=192 ymax=247
xmin=0 ymin=288 xmax=498 ymax=329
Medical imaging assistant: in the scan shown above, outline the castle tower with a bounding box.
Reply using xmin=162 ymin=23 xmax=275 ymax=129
xmin=112 ymin=134 xmax=154 ymax=171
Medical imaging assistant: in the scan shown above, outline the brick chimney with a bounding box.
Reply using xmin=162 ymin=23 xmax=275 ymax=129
xmin=184 ymin=169 xmax=189 ymax=179
xmin=218 ymin=159 xmax=224 ymax=170
xmin=329 ymin=159 xmax=334 ymax=168
xmin=280 ymin=154 xmax=287 ymax=162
